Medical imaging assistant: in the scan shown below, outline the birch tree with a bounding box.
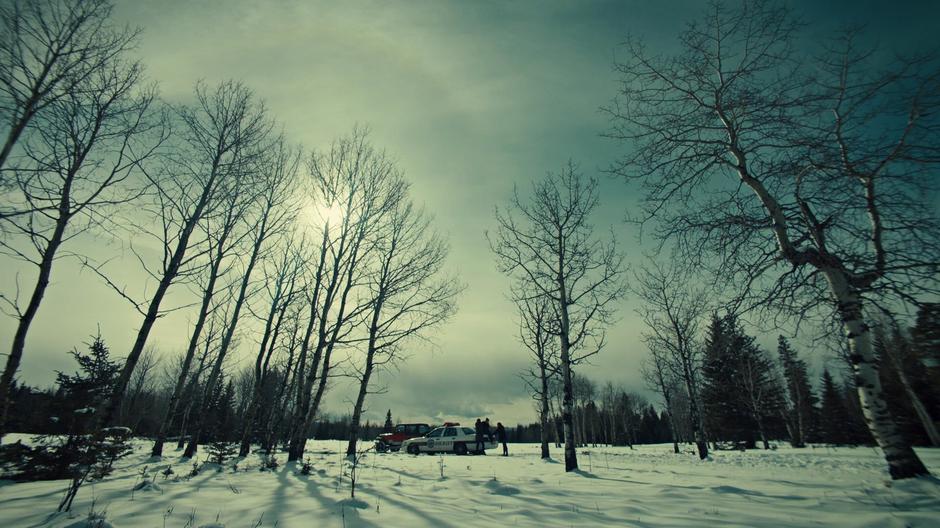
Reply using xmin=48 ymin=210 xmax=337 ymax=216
xmin=183 ymin=137 xmax=297 ymax=457
xmin=641 ymin=347 xmax=681 ymax=454
xmin=634 ymin=262 xmax=710 ymax=459
xmin=606 ymin=0 xmax=938 ymax=478
xmin=149 ymin=174 xmax=255 ymax=456
xmin=94 ymin=80 xmax=272 ymax=431
xmin=344 ymin=197 xmax=460 ymax=457
xmin=517 ymin=293 xmax=559 ymax=459
xmin=490 ymin=162 xmax=625 ymax=472
xmin=287 ymin=129 xmax=396 ymax=461
xmin=0 ymin=56 xmax=161 ymax=439
xmin=0 ymin=0 xmax=138 ymax=184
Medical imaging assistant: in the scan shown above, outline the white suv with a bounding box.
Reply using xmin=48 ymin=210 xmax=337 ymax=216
xmin=401 ymin=426 xmax=497 ymax=455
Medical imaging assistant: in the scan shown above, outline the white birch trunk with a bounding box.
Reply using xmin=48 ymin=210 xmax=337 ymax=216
xmin=824 ymin=269 xmax=929 ymax=479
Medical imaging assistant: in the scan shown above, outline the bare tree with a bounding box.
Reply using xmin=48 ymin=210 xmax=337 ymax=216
xmin=149 ymin=171 xmax=255 ymax=457
xmin=737 ymin=346 xmax=783 ymax=450
xmin=237 ymin=236 xmax=306 ymax=456
xmin=0 ymin=0 xmax=139 ymax=184
xmin=490 ymin=162 xmax=625 ymax=472
xmin=0 ymin=53 xmax=161 ymax=439
xmin=93 ymin=80 xmax=272 ymax=432
xmin=606 ymin=0 xmax=938 ymax=478
xmin=344 ymin=195 xmax=460 ymax=457
xmin=183 ymin=136 xmax=297 ymax=458
xmin=517 ymin=294 xmax=559 ymax=459
xmin=287 ymin=129 xmax=404 ymax=461
xmin=119 ymin=345 xmax=159 ymax=431
xmin=640 ymin=348 xmax=681 ymax=454
xmin=633 ymin=261 xmax=710 ymax=459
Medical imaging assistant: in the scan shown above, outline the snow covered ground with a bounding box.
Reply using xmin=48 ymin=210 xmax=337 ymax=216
xmin=1 ymin=435 xmax=939 ymax=527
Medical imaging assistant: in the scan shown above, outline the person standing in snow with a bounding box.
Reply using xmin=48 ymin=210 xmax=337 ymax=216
xmin=483 ymin=417 xmax=492 ymax=443
xmin=475 ymin=418 xmax=486 ymax=454
xmin=496 ymin=422 xmax=508 ymax=456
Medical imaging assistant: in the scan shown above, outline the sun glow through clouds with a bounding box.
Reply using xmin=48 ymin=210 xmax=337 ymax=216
xmin=299 ymin=200 xmax=345 ymax=232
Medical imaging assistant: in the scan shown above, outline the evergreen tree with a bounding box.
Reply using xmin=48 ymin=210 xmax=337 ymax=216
xmin=911 ymin=303 xmax=940 ymax=379
xmin=54 ymin=334 xmax=120 ymax=432
xmin=840 ymin=378 xmax=876 ymax=446
xmin=384 ymin=409 xmax=394 ymax=432
xmin=818 ymin=369 xmax=850 ymax=445
xmin=701 ymin=314 xmax=754 ymax=446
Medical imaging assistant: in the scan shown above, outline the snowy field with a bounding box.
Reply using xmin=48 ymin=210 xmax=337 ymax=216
xmin=1 ymin=435 xmax=939 ymax=528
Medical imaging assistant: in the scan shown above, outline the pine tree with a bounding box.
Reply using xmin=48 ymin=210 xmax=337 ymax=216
xmin=54 ymin=334 xmax=120 ymax=433
xmin=818 ymin=369 xmax=850 ymax=445
xmin=911 ymin=303 xmax=940 ymax=378
xmin=701 ymin=314 xmax=754 ymax=446
xmin=841 ymin=378 xmax=875 ymax=445
xmin=384 ymin=409 xmax=394 ymax=432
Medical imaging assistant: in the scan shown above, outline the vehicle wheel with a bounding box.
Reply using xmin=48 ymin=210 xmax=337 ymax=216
xmin=375 ymin=442 xmax=387 ymax=453
xmin=407 ymin=444 xmax=420 ymax=455
xmin=454 ymin=443 xmax=467 ymax=455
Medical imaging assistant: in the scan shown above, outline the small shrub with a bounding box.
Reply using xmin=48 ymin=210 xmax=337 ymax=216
xmin=207 ymin=442 xmax=236 ymax=465
xmin=300 ymin=457 xmax=312 ymax=475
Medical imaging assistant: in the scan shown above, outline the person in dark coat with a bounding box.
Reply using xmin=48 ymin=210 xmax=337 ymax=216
xmin=483 ymin=418 xmax=492 ymax=443
xmin=496 ymin=422 xmax=508 ymax=456
xmin=474 ymin=418 xmax=485 ymax=454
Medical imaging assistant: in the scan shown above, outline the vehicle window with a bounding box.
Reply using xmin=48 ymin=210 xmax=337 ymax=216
xmin=405 ymin=425 xmax=417 ymax=434
xmin=395 ymin=425 xmax=405 ymax=433
xmin=427 ymin=428 xmax=444 ymax=437
xmin=462 ymin=428 xmax=475 ymax=435
xmin=444 ymin=427 xmax=457 ymax=437
xmin=418 ymin=425 xmax=430 ymax=434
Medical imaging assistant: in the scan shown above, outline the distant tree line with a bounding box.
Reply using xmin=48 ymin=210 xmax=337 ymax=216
xmin=5 ymin=336 xmax=394 ymax=445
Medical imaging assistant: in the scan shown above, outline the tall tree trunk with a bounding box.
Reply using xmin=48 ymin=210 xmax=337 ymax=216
xmin=289 ymin=234 xmax=361 ymax=461
xmin=781 ymin=409 xmax=799 ymax=448
xmin=667 ymin=410 xmax=680 ymax=454
xmin=538 ymin=361 xmax=551 ymax=459
xmin=97 ymin=155 xmax=222 ymax=432
xmin=684 ymin=376 xmax=708 ymax=459
xmin=346 ymin=298 xmax=383 ymax=457
xmin=285 ymin=303 xmax=318 ymax=460
xmin=756 ymin=414 xmax=769 ymax=450
xmin=346 ymin=356 xmax=374 ymax=457
xmin=0 ymin=211 xmax=68 ymax=439
xmin=264 ymin=328 xmax=298 ymax=452
xmin=238 ymin=286 xmax=286 ymax=456
xmin=185 ymin=205 xmax=269 ymax=457
xmin=662 ymin=389 xmax=680 ymax=454
xmin=884 ymin=338 xmax=940 ymax=447
xmin=825 ymin=270 xmax=929 ymax=479
xmin=151 ymin=244 xmax=226 ymax=457
xmin=793 ymin=387 xmax=806 ymax=447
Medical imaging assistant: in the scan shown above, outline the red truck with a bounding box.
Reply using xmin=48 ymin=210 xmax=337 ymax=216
xmin=374 ymin=423 xmax=431 ymax=452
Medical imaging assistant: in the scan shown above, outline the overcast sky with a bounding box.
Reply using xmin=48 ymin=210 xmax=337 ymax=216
xmin=2 ymin=0 xmax=938 ymax=427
